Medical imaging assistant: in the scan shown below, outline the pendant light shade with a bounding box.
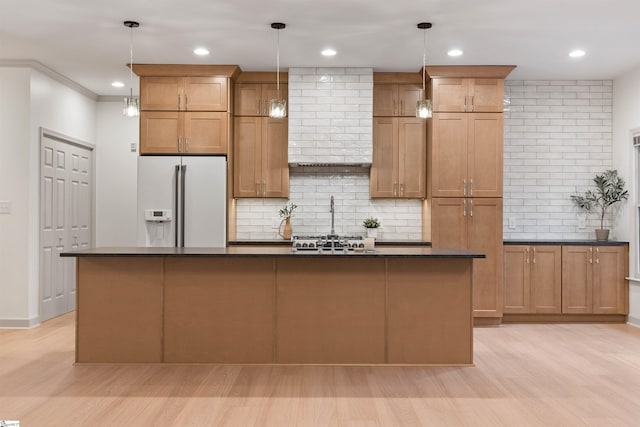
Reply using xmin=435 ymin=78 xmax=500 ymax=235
xmin=123 ymin=20 xmax=140 ymax=118
xmin=416 ymin=22 xmax=433 ymax=119
xmin=269 ymin=22 xmax=287 ymax=119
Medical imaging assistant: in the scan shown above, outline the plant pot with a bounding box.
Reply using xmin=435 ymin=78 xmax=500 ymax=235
xmin=595 ymin=229 xmax=609 ymax=241
xmin=279 ymin=218 xmax=292 ymax=240
xmin=366 ymin=228 xmax=378 ymax=239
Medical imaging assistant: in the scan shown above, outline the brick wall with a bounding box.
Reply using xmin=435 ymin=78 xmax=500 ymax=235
xmin=503 ymin=80 xmax=613 ymax=239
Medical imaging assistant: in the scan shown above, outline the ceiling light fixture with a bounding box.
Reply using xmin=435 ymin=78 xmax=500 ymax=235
xmin=269 ymin=22 xmax=287 ymax=119
xmin=416 ymin=22 xmax=433 ymax=119
xmin=321 ymin=48 xmax=337 ymax=57
xmin=448 ymin=49 xmax=463 ymax=57
xmin=123 ymin=20 xmax=140 ymax=117
xmin=193 ymin=47 xmax=210 ymax=56
xmin=569 ymin=49 xmax=586 ymax=58
xmin=111 ymin=81 xmax=125 ymax=88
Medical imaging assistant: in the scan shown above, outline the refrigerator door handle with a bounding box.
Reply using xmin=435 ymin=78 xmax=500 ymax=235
xmin=174 ymin=164 xmax=180 ymax=247
xmin=181 ymin=164 xmax=187 ymax=247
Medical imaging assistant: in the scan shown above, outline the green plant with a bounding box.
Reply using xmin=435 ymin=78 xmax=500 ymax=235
xmin=279 ymin=202 xmax=297 ymax=219
xmin=570 ymin=169 xmax=628 ymax=230
xmin=363 ymin=216 xmax=380 ymax=228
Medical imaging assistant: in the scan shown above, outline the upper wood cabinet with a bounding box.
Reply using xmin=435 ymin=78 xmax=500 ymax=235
xmin=373 ymin=84 xmax=423 ymax=117
xmin=370 ymin=117 xmax=426 ymax=198
xmin=503 ymin=245 xmax=562 ymax=314
xmin=562 ymin=245 xmax=628 ymax=314
xmin=431 ymin=78 xmax=504 ymax=113
xmin=140 ymin=77 xmax=229 ymax=111
xmin=234 ymin=116 xmax=289 ymax=198
xmin=431 ymin=197 xmax=503 ymax=318
xmin=140 ymin=111 xmax=228 ymax=155
xmin=428 ymin=112 xmax=503 ymax=198
xmin=235 ymin=83 xmax=288 ymax=117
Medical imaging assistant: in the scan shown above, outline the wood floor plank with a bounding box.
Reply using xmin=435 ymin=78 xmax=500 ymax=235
xmin=2 ymin=312 xmax=640 ymax=426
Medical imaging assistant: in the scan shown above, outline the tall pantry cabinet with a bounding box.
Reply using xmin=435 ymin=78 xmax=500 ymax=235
xmin=427 ymin=66 xmax=515 ymax=324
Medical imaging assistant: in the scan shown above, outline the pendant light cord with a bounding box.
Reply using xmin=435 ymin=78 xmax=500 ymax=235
xmin=276 ymin=27 xmax=280 ymax=98
xmin=422 ymin=27 xmax=426 ymax=100
xmin=129 ymin=26 xmax=134 ymax=98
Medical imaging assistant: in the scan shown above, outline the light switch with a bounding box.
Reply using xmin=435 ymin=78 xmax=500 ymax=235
xmin=578 ymin=216 xmax=586 ymax=229
xmin=0 ymin=200 xmax=11 ymax=214
xmin=508 ymin=217 xmax=516 ymax=229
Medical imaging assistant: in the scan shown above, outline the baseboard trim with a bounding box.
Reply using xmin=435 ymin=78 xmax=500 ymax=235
xmin=0 ymin=316 xmax=41 ymax=329
xmin=503 ymin=314 xmax=627 ymax=323
xmin=627 ymin=315 xmax=640 ymax=328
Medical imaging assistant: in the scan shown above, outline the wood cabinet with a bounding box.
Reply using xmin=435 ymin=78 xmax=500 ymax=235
xmin=428 ymin=112 xmax=503 ymax=198
xmin=235 ymin=83 xmax=288 ymax=116
xmin=373 ymin=84 xmax=423 ymax=117
xmin=504 ymin=245 xmax=562 ymax=314
xmin=140 ymin=111 xmax=228 ymax=154
xmin=140 ymin=77 xmax=228 ymax=111
xmin=431 ymin=78 xmax=504 ymax=113
xmin=234 ymin=116 xmax=289 ymax=198
xmin=562 ymin=245 xmax=627 ymax=314
xmin=370 ymin=117 xmax=426 ymax=198
xmin=431 ymin=197 xmax=503 ymax=318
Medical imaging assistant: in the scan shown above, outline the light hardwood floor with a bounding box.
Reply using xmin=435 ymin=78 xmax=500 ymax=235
xmin=2 ymin=313 xmax=640 ymax=426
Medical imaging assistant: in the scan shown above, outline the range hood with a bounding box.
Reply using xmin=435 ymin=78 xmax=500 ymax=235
xmin=288 ymin=67 xmax=373 ymax=167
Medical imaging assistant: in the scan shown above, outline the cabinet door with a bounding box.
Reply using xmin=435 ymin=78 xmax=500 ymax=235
xmin=468 ymin=113 xmax=503 ymax=197
xmin=397 ymin=118 xmax=425 ymax=198
xmin=397 ymin=84 xmax=423 ymax=117
xmin=183 ymin=112 xmax=228 ymax=154
xmin=262 ymin=117 xmax=289 ymax=197
xmin=469 ymin=79 xmax=504 ymax=113
xmin=429 ymin=113 xmax=468 ymax=197
xmin=233 ymin=117 xmax=261 ymax=197
xmin=562 ymin=246 xmax=593 ymax=313
xmin=430 ymin=198 xmax=467 ymax=249
xmin=467 ymin=198 xmax=503 ymax=318
xmin=431 ymin=78 xmax=468 ymax=112
xmin=370 ymin=117 xmax=398 ymax=198
xmin=593 ymin=246 xmax=627 ymax=314
xmin=503 ymin=245 xmax=530 ymax=313
xmin=373 ymin=85 xmax=397 ymax=116
xmin=140 ymin=77 xmax=181 ymax=111
xmin=235 ymin=84 xmax=262 ymax=116
xmin=140 ymin=111 xmax=181 ymax=154
xmin=530 ymin=246 xmax=562 ymax=313
xmin=184 ymin=77 xmax=228 ymax=111
xmin=261 ymin=84 xmax=288 ymax=117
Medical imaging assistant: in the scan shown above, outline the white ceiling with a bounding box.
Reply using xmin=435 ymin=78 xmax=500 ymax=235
xmin=2 ymin=0 xmax=640 ymax=96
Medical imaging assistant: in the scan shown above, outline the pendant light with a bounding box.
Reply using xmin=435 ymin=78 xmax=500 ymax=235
xmin=269 ymin=22 xmax=287 ymax=118
xmin=123 ymin=20 xmax=140 ymax=117
xmin=416 ymin=22 xmax=433 ymax=119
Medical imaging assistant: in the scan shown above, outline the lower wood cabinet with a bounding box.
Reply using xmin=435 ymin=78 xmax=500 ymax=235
xmin=140 ymin=111 xmax=228 ymax=154
xmin=562 ymin=245 xmax=627 ymax=314
xmin=431 ymin=197 xmax=503 ymax=319
xmin=504 ymin=245 xmax=561 ymax=313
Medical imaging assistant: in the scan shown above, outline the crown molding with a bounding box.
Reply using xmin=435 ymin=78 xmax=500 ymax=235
xmin=0 ymin=59 xmax=98 ymax=101
xmin=97 ymin=95 xmax=125 ymax=102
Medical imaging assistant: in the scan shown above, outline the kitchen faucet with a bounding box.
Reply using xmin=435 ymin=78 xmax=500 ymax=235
xmin=330 ymin=195 xmax=336 ymax=237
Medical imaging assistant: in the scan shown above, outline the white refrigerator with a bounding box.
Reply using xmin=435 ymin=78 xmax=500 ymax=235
xmin=137 ymin=156 xmax=227 ymax=247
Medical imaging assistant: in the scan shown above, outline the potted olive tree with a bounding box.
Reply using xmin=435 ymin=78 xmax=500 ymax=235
xmin=570 ymin=169 xmax=628 ymax=241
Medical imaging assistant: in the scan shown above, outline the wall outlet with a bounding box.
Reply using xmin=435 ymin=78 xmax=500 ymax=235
xmin=578 ymin=216 xmax=586 ymax=229
xmin=508 ymin=217 xmax=516 ymax=229
xmin=0 ymin=200 xmax=11 ymax=214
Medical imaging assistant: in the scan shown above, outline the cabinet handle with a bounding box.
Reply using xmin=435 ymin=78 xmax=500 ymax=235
xmin=470 ymin=95 xmax=475 ymax=112
xmin=256 ymin=182 xmax=260 ymax=196
xmin=463 ymin=179 xmax=467 ymax=196
xmin=463 ymin=199 xmax=467 ymax=217
xmin=589 ymin=247 xmax=593 ymax=264
xmin=400 ymin=183 xmax=404 ymax=196
xmin=532 ymin=247 xmax=536 ymax=264
xmin=263 ymin=181 xmax=266 ymax=197
xmin=463 ymin=96 xmax=467 ymax=112
xmin=470 ymin=199 xmax=474 ymax=217
xmin=393 ymin=182 xmax=398 ymax=197
xmin=526 ymin=247 xmax=529 ymax=264
xmin=470 ymin=178 xmax=474 ymax=196
xmin=393 ymin=100 xmax=397 ymax=116
xmin=185 ymin=137 xmax=189 ymax=152
xmin=178 ymin=136 xmax=182 ymax=152
xmin=263 ymin=100 xmax=268 ymax=116
xmin=185 ymin=94 xmax=188 ymax=110
xmin=400 ymin=100 xmax=404 ymax=115
xmin=178 ymin=94 xmax=181 ymax=110
xmin=257 ymin=100 xmax=261 ymax=115
xmin=596 ymin=247 xmax=600 ymax=264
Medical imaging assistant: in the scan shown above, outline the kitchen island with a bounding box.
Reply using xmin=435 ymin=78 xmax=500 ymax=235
xmin=62 ymin=247 xmax=484 ymax=365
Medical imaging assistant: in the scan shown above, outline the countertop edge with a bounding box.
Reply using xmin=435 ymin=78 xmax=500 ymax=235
xmin=504 ymin=240 xmax=628 ymax=246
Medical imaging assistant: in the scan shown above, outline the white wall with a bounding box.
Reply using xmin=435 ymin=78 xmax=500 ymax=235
xmin=612 ymin=65 xmax=640 ymax=326
xmin=0 ymin=66 xmax=97 ymax=326
xmin=503 ymin=80 xmax=614 ymax=240
xmin=0 ymin=68 xmax=31 ymax=321
xmin=95 ymin=101 xmax=139 ymax=246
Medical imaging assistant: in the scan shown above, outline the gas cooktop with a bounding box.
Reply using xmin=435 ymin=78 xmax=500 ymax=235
xmin=292 ymin=235 xmax=365 ymax=252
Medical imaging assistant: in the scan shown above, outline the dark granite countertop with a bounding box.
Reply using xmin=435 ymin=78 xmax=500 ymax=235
xmin=504 ymin=240 xmax=628 ymax=246
xmin=61 ymin=246 xmax=483 ymax=259
xmin=228 ymin=240 xmax=432 ymax=247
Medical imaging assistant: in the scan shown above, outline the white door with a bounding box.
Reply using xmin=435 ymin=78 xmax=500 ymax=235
xmin=40 ymin=132 xmax=93 ymax=321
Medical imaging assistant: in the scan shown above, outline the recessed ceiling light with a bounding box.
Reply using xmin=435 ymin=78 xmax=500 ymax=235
xmin=569 ymin=49 xmax=585 ymax=58
xmin=448 ymin=49 xmax=463 ymax=57
xmin=193 ymin=47 xmax=210 ymax=56
xmin=111 ymin=81 xmax=125 ymax=88
xmin=321 ymin=48 xmax=337 ymax=57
